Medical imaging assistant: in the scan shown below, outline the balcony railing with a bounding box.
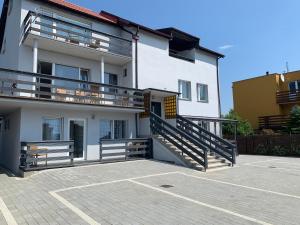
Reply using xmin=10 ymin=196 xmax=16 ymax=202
xmin=0 ymin=68 xmax=144 ymax=109
xmin=22 ymin=11 xmax=132 ymax=57
xmin=258 ymin=115 xmax=290 ymax=130
xmin=276 ymin=90 xmax=300 ymax=104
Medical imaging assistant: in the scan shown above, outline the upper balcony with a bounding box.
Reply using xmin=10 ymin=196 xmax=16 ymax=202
xmin=0 ymin=68 xmax=144 ymax=111
xmin=22 ymin=12 xmax=132 ymax=64
xmin=276 ymin=90 xmax=300 ymax=104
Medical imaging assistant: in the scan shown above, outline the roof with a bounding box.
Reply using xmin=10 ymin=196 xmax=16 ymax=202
xmin=157 ymin=27 xmax=200 ymax=42
xmin=35 ymin=0 xmax=116 ymax=24
xmin=100 ymin=11 xmax=171 ymax=39
xmin=196 ymin=46 xmax=224 ymax=58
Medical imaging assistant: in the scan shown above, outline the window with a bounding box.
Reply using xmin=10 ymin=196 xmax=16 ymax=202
xmin=178 ymin=80 xmax=191 ymax=100
xmin=114 ymin=120 xmax=127 ymax=139
xmin=104 ymin=73 xmax=118 ymax=95
xmin=99 ymin=120 xmax=127 ymax=140
xmin=198 ymin=121 xmax=210 ymax=132
xmin=289 ymin=80 xmax=300 ymax=92
xmin=42 ymin=118 xmax=62 ymax=141
xmin=197 ymin=83 xmax=208 ymax=102
xmin=55 ymin=64 xmax=89 ymax=89
xmin=100 ymin=120 xmax=113 ymax=139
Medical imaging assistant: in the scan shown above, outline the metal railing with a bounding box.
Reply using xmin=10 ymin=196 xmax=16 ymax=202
xmin=276 ymin=90 xmax=300 ymax=104
xmin=20 ymin=141 xmax=74 ymax=170
xmin=0 ymin=68 xmax=144 ymax=109
xmin=22 ymin=11 xmax=132 ymax=57
xmin=176 ymin=115 xmax=236 ymax=165
xmin=150 ymin=112 xmax=208 ymax=170
xmin=258 ymin=115 xmax=290 ymax=130
xmin=99 ymin=138 xmax=152 ymax=161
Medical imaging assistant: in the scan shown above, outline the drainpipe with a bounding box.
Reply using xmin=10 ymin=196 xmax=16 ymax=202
xmin=216 ymin=57 xmax=222 ymax=137
xmin=119 ymin=25 xmax=140 ymax=137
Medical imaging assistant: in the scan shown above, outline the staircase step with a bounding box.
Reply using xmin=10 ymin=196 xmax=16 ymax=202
xmin=207 ymin=162 xmax=231 ymax=169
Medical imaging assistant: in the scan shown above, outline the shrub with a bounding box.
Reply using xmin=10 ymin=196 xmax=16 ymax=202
xmin=222 ymin=110 xmax=253 ymax=137
xmin=270 ymin=146 xmax=287 ymax=156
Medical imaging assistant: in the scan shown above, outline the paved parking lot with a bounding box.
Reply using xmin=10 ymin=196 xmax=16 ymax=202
xmin=0 ymin=155 xmax=300 ymax=225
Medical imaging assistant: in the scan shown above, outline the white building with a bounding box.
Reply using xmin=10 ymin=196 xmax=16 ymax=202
xmin=0 ymin=0 xmax=235 ymax=175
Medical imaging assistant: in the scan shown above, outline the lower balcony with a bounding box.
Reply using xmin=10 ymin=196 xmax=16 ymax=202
xmin=258 ymin=115 xmax=290 ymax=130
xmin=0 ymin=68 xmax=144 ymax=110
xmin=276 ymin=90 xmax=300 ymax=104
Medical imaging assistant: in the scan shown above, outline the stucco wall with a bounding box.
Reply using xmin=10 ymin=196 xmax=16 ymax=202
xmin=137 ymin=31 xmax=220 ymax=118
xmin=0 ymin=109 xmax=21 ymax=175
xmin=233 ymin=74 xmax=282 ymax=129
xmin=20 ymin=107 xmax=136 ymax=160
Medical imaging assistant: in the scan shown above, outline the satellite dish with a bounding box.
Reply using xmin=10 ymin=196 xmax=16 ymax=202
xmin=280 ymin=74 xmax=285 ymax=82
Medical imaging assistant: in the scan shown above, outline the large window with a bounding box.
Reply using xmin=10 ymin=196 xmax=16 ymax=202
xmin=178 ymin=80 xmax=191 ymax=100
xmin=99 ymin=120 xmax=127 ymax=140
xmin=42 ymin=118 xmax=63 ymax=141
xmin=289 ymin=80 xmax=300 ymax=92
xmin=197 ymin=83 xmax=208 ymax=102
xmin=99 ymin=120 xmax=113 ymax=139
xmin=55 ymin=64 xmax=89 ymax=89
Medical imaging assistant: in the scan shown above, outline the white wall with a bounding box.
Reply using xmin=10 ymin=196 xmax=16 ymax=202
xmin=20 ymin=107 xmax=136 ymax=160
xmin=0 ymin=0 xmax=22 ymax=69
xmin=0 ymin=109 xmax=21 ymax=175
xmin=137 ymin=31 xmax=220 ymax=118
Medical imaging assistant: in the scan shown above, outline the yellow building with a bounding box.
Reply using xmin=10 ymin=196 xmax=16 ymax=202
xmin=232 ymin=70 xmax=300 ymax=130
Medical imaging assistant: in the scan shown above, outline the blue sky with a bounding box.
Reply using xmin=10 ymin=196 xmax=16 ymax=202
xmin=1 ymin=0 xmax=299 ymax=114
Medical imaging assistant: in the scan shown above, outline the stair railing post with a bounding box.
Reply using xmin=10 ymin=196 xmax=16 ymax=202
xmin=99 ymin=139 xmax=103 ymax=161
xmin=204 ymin=149 xmax=208 ymax=171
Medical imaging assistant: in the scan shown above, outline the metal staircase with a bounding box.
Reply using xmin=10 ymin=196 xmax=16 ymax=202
xmin=150 ymin=112 xmax=236 ymax=171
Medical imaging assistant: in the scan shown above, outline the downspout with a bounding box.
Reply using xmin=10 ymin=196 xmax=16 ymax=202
xmin=216 ymin=57 xmax=222 ymax=137
xmin=119 ymin=25 xmax=140 ymax=136
xmin=216 ymin=57 xmax=222 ymax=118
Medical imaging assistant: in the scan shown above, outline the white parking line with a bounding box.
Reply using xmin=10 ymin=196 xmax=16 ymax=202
xmin=178 ymin=172 xmax=300 ymax=199
xmin=0 ymin=197 xmax=18 ymax=225
xmin=50 ymin=192 xmax=100 ymax=225
xmin=52 ymin=171 xmax=180 ymax=193
xmin=129 ymin=179 xmax=272 ymax=225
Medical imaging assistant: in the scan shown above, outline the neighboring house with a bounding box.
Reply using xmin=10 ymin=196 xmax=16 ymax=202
xmin=0 ymin=0 xmax=235 ymax=175
xmin=233 ymin=70 xmax=300 ymax=130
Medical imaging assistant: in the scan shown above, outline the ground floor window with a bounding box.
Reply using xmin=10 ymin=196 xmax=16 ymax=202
xmin=100 ymin=119 xmax=127 ymax=140
xmin=198 ymin=121 xmax=210 ymax=132
xmin=42 ymin=118 xmax=63 ymax=141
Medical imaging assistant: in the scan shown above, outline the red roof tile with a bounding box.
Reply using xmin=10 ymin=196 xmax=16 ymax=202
xmin=43 ymin=0 xmax=117 ymax=24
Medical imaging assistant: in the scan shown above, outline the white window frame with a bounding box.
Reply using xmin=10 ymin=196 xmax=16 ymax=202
xmin=196 ymin=83 xmax=209 ymax=103
xmin=99 ymin=119 xmax=128 ymax=140
xmin=178 ymin=79 xmax=192 ymax=101
xmin=42 ymin=117 xmax=63 ymax=141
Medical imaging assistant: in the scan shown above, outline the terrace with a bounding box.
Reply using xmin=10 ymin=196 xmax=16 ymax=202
xmin=0 ymin=68 xmax=144 ymax=110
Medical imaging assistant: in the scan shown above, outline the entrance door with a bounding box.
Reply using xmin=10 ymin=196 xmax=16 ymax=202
xmin=69 ymin=120 xmax=85 ymax=159
xmin=151 ymin=102 xmax=162 ymax=117
xmin=37 ymin=61 xmax=52 ymax=99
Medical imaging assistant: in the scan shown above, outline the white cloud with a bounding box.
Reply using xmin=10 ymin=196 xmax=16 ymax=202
xmin=219 ymin=44 xmax=234 ymax=50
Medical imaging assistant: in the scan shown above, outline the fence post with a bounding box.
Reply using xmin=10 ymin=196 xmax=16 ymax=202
xmin=70 ymin=143 xmax=74 ymax=165
xmin=99 ymin=139 xmax=102 ymax=161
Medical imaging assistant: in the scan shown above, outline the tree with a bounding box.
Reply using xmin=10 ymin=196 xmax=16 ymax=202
xmin=287 ymin=105 xmax=300 ymax=133
xmin=222 ymin=109 xmax=253 ymax=136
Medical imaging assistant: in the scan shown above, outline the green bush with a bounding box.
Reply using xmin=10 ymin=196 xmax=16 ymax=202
xmin=270 ymin=146 xmax=287 ymax=156
xmin=255 ymin=144 xmax=268 ymax=155
xmin=287 ymin=105 xmax=300 ymax=133
xmin=222 ymin=110 xmax=253 ymax=137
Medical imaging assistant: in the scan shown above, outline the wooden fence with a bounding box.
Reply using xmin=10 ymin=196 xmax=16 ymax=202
xmin=237 ymin=134 xmax=300 ymax=156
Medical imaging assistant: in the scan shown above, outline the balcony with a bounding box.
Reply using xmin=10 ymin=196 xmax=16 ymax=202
xmin=258 ymin=115 xmax=290 ymax=130
xmin=0 ymin=68 xmax=144 ymax=110
xmin=276 ymin=90 xmax=300 ymax=104
xmin=22 ymin=12 xmax=132 ymax=64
